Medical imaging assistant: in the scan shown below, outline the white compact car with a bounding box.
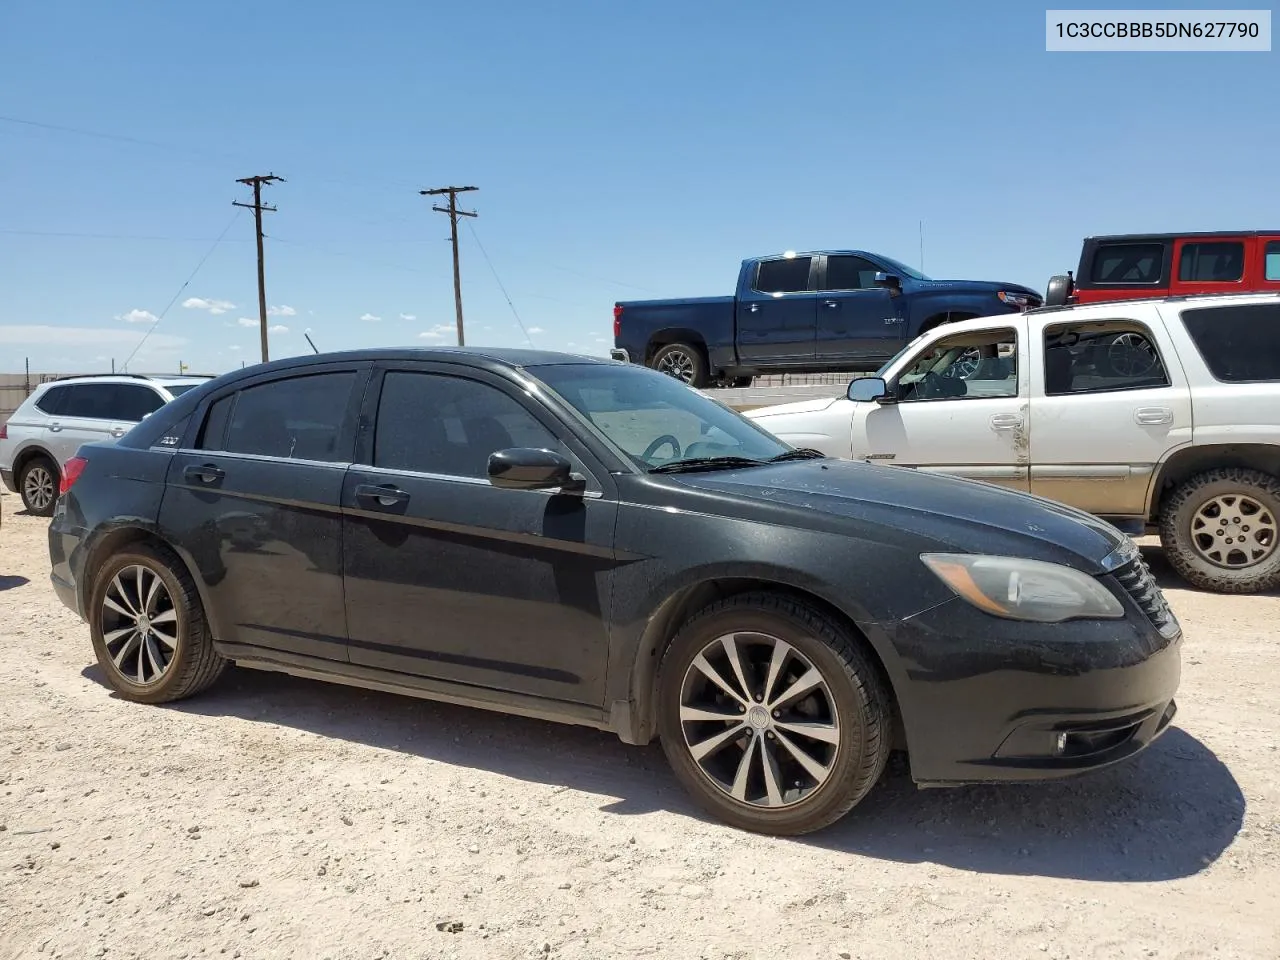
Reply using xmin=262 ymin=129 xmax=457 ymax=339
xmin=0 ymin=373 xmax=211 ymax=516
xmin=746 ymin=292 xmax=1280 ymax=594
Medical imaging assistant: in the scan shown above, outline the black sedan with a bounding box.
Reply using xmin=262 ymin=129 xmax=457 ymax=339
xmin=48 ymin=348 xmax=1181 ymax=835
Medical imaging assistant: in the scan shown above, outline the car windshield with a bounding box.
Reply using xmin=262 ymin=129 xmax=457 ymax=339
xmin=532 ymin=363 xmax=792 ymax=469
xmin=876 ymin=254 xmax=932 ymax=282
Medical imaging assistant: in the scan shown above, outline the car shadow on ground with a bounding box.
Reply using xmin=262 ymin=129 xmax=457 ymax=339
xmin=81 ymin=661 xmax=1243 ymax=883
xmin=1140 ymin=543 xmax=1280 ymax=597
xmin=0 ymin=575 xmax=31 ymax=591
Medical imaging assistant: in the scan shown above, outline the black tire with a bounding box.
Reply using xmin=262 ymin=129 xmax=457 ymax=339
xmin=18 ymin=454 xmax=59 ymax=516
xmin=656 ymin=592 xmax=892 ymax=836
xmin=1159 ymin=467 xmax=1280 ymax=594
xmin=88 ymin=543 xmax=227 ymax=704
xmin=650 ymin=342 xmax=708 ymax=388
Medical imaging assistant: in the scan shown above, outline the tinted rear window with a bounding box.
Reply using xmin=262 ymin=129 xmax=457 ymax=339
xmin=1180 ymin=302 xmax=1280 ymax=382
xmin=33 ymin=385 xmax=68 ymax=415
xmin=1091 ymin=242 xmax=1164 ymax=285
xmin=1178 ymin=241 xmax=1244 ymax=282
xmin=754 ymin=257 xmax=812 ymax=294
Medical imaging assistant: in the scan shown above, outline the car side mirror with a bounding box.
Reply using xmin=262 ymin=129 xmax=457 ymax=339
xmin=848 ymin=376 xmax=895 ymax=403
xmin=873 ymin=271 xmax=901 ymax=292
xmin=488 ymin=447 xmax=585 ymax=493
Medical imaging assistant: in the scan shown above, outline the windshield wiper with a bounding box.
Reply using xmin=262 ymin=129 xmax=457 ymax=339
xmin=766 ymin=448 xmax=827 ymax=463
xmin=648 ymin=456 xmax=767 ymax=474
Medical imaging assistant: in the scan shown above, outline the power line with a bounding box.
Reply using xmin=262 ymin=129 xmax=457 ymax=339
xmin=233 ymin=174 xmax=285 ymax=364
xmin=119 ymin=210 xmax=243 ymax=372
xmin=465 ymin=221 xmax=534 ymax=348
xmin=0 ymin=228 xmax=252 ymax=241
xmin=420 ymin=186 xmax=477 ymax=347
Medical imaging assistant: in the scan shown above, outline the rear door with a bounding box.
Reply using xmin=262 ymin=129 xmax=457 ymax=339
xmin=735 ymin=255 xmax=819 ymax=363
xmin=816 ymin=254 xmax=903 ymax=361
xmin=1169 ymin=236 xmax=1248 ymax=297
xmin=159 ymin=362 xmax=369 ymax=662
xmin=45 ymin=383 xmax=120 ymax=465
xmin=108 ymin=384 xmax=168 ymax=438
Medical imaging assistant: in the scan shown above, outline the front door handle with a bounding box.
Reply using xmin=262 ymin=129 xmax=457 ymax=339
xmin=747 ymin=303 xmax=759 ymax=313
xmin=355 ymin=483 xmax=410 ymax=508
xmin=183 ymin=464 xmax=225 ymax=484
xmin=990 ymin=414 xmax=1022 ymax=430
xmin=1134 ymin=406 xmax=1173 ymax=425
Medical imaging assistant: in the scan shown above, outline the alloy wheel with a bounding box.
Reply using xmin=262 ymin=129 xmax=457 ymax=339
xmin=99 ymin=565 xmax=180 ymax=685
xmin=679 ymin=632 xmax=840 ymax=808
xmin=656 ymin=350 xmax=696 ymax=383
xmin=1191 ymin=493 xmax=1278 ymax=568
xmin=22 ymin=465 xmax=55 ymax=512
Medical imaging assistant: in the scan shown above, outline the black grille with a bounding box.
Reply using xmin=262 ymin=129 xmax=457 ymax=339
xmin=1112 ymin=557 xmax=1181 ymax=639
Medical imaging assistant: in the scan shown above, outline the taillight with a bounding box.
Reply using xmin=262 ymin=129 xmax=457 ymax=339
xmin=60 ymin=456 xmax=88 ymax=495
xmin=613 ymin=303 xmax=622 ymax=338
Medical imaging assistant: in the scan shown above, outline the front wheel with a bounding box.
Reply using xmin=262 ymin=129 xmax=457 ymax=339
xmin=1159 ymin=468 xmax=1280 ymax=593
xmin=650 ymin=343 xmax=708 ymax=388
xmin=656 ymin=592 xmax=892 ymax=835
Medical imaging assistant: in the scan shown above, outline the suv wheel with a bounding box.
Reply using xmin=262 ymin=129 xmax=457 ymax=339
xmin=88 ymin=544 xmax=227 ymax=704
xmin=1160 ymin=468 xmax=1280 ymax=594
xmin=656 ymin=592 xmax=892 ymax=835
xmin=18 ymin=455 xmax=59 ymax=516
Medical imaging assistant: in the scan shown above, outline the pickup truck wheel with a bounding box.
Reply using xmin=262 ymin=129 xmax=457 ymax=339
xmin=1159 ymin=468 xmax=1280 ymax=594
xmin=656 ymin=592 xmax=892 ymax=835
xmin=18 ymin=455 xmax=59 ymax=516
xmin=651 ymin=343 xmax=707 ymax=388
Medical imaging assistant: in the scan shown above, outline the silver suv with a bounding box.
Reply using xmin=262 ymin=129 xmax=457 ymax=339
xmin=1 ymin=373 xmax=211 ymax=516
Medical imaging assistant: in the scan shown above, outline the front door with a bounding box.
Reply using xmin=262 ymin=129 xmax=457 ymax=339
xmin=817 ymin=255 xmax=904 ymax=362
xmin=158 ymin=364 xmax=367 ymax=662
xmin=852 ymin=323 xmax=1029 ymax=491
xmin=735 ymin=255 xmax=818 ymax=363
xmin=341 ymin=363 xmax=617 ymax=707
xmin=43 ymin=383 xmax=123 ymax=466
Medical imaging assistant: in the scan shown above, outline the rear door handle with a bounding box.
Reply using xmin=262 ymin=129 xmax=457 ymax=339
xmin=183 ymin=464 xmax=225 ymax=484
xmin=823 ymin=300 xmax=840 ymax=309
xmin=48 ymin=422 xmax=63 ymax=433
xmin=109 ymin=427 xmax=126 ymax=438
xmin=355 ymin=483 xmax=410 ymax=508
xmin=1135 ymin=406 xmax=1173 ymax=425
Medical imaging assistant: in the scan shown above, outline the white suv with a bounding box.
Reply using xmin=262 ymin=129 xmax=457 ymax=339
xmin=1 ymin=373 xmax=211 ymax=516
xmin=747 ymin=292 xmax=1280 ymax=594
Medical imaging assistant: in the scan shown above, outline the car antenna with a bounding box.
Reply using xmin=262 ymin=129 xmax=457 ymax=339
xmin=303 ymin=329 xmax=320 ymax=355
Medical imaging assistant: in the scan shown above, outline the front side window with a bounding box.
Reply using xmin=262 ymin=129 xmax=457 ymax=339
xmin=197 ymin=372 xmax=357 ymax=461
xmin=754 ymin=257 xmax=813 ymax=294
xmin=1091 ymin=242 xmax=1164 ymax=285
xmin=374 ymin=371 xmax=567 ymax=478
xmin=894 ymin=329 xmax=1018 ymax=403
xmin=60 ymin=384 xmax=119 ymax=419
xmin=1180 ymin=302 xmax=1280 ymax=382
xmin=1178 ymin=241 xmax=1244 ymax=282
xmin=1042 ymin=321 xmax=1170 ymax=396
xmin=823 ymin=255 xmax=882 ymax=291
xmin=534 ymin=363 xmax=791 ymax=468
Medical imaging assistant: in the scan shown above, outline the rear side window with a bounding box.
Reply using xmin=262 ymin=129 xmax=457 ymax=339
xmin=1180 ymin=302 xmax=1280 ymax=382
xmin=1091 ymin=242 xmax=1164 ymax=285
xmin=33 ymin=385 xmax=68 ymax=415
xmin=113 ymin=385 xmax=166 ymax=422
xmin=1266 ymin=241 xmax=1280 ymax=281
xmin=1043 ymin=321 xmax=1171 ymax=396
xmin=1178 ymin=241 xmax=1244 ymax=282
xmin=754 ymin=257 xmax=813 ymax=294
xmin=197 ymin=372 xmax=357 ymax=461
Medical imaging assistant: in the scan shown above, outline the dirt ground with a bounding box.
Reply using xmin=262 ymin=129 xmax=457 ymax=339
xmin=1 ymin=490 xmax=1277 ymax=960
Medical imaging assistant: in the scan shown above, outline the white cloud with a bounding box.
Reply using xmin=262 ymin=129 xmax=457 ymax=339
xmin=567 ymin=342 xmax=578 ymax=348
xmin=236 ymin=317 xmax=258 ymax=328
xmin=360 ymin=313 xmax=381 ymax=323
xmin=527 ymin=326 xmax=545 ymax=335
xmin=117 ymin=308 xmax=159 ymax=324
xmin=182 ymin=297 xmax=235 ymax=315
xmin=0 ymin=325 xmax=188 ymax=348
xmin=268 ymin=325 xmax=289 ymax=335
xmin=228 ymin=345 xmax=242 ymax=352
xmin=398 ymin=313 xmax=416 ymax=322
xmin=267 ymin=304 xmax=296 ymax=317
xmin=593 ymin=336 xmax=609 ymax=342
xmin=417 ymin=324 xmax=454 ymax=340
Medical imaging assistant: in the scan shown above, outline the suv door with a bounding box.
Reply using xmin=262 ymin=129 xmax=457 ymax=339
xmin=817 ymin=255 xmax=903 ymax=362
xmin=158 ymin=363 xmax=369 ymax=662
xmin=850 ymin=322 xmax=1029 ymax=490
xmin=735 ymin=255 xmax=819 ymax=363
xmin=45 ymin=383 xmax=122 ymax=465
xmin=341 ymin=362 xmax=617 ymax=707
xmin=1028 ymin=313 xmax=1190 ymax=518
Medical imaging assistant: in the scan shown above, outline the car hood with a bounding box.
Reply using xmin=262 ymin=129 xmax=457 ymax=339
xmin=912 ymin=279 xmax=1041 ymax=299
xmin=746 ymin=396 xmax=844 ymax=418
xmin=672 ymin=458 xmax=1130 ymax=574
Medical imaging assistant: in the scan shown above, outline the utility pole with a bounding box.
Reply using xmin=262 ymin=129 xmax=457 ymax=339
xmin=233 ymin=174 xmax=284 ymax=363
xmin=419 ymin=186 xmax=477 ymax=346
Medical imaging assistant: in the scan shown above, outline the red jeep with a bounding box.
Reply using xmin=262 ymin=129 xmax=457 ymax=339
xmin=1046 ymin=231 xmax=1280 ymax=306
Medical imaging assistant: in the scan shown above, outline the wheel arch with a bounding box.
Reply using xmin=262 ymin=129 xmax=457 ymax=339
xmin=645 ymin=329 xmax=709 ymax=365
xmin=619 ymin=577 xmax=902 ymax=748
xmin=1149 ymin=444 xmax=1280 ymax=521
xmin=12 ymin=444 xmax=60 ymax=481
xmin=918 ymin=311 xmax=979 ymax=335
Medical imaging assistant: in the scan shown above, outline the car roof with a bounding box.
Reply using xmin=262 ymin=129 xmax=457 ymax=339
xmin=1085 ymin=231 xmax=1280 ymax=242
xmin=225 ymin=346 xmax=611 ymax=376
xmin=43 ymin=373 xmax=214 ymax=386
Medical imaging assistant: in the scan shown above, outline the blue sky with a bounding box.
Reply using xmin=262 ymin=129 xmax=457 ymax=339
xmin=1 ymin=0 xmax=1276 ymax=374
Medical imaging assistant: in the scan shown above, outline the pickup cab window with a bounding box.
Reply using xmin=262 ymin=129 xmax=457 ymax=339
xmin=896 ymin=330 xmax=1018 ymax=402
xmin=1043 ymin=321 xmax=1170 ymax=396
xmin=754 ymin=256 xmax=813 ymax=294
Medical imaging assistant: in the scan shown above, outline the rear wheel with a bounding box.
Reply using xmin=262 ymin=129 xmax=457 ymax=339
xmin=656 ymin=592 xmax=892 ymax=835
xmin=1159 ymin=468 xmax=1280 ymax=593
xmin=18 ymin=455 xmax=58 ymax=516
xmin=651 ymin=343 xmax=708 ymax=388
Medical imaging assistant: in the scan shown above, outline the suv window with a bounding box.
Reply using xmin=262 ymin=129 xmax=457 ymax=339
xmin=1266 ymin=241 xmax=1280 ymax=281
xmin=1043 ymin=321 xmax=1170 ymax=396
xmin=1178 ymin=241 xmax=1244 ymax=282
xmin=33 ymin=385 xmax=69 ymax=415
xmin=60 ymin=383 xmax=125 ymax=419
xmin=823 ymin=255 xmax=881 ymax=291
xmin=1091 ymin=242 xmax=1164 ymax=285
xmin=197 ymin=371 xmax=357 ymax=461
xmin=113 ymin=384 xmax=166 ymax=422
xmin=1180 ymin=302 xmax=1280 ymax=382
xmin=754 ymin=257 xmax=812 ymax=294
xmin=373 ymin=371 xmax=566 ymax=478
xmin=896 ymin=329 xmax=1018 ymax=402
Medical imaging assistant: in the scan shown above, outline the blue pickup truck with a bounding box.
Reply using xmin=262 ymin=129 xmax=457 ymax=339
xmin=610 ymin=250 xmax=1043 ymax=387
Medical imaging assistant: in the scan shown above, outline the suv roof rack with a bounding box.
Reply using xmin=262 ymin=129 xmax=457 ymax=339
xmin=47 ymin=372 xmax=215 ymax=383
xmin=1026 ymin=289 xmax=1280 ymax=316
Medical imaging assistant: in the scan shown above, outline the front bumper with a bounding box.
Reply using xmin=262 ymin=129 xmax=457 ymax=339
xmin=862 ymin=590 xmax=1181 ymax=786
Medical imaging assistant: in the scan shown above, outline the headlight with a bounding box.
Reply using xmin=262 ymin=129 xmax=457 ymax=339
xmin=997 ymin=290 xmax=1034 ymax=308
xmin=920 ymin=553 xmax=1125 ymax=623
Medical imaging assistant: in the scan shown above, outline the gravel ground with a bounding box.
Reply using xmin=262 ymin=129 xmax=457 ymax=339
xmin=2 ymin=489 xmax=1278 ymax=960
